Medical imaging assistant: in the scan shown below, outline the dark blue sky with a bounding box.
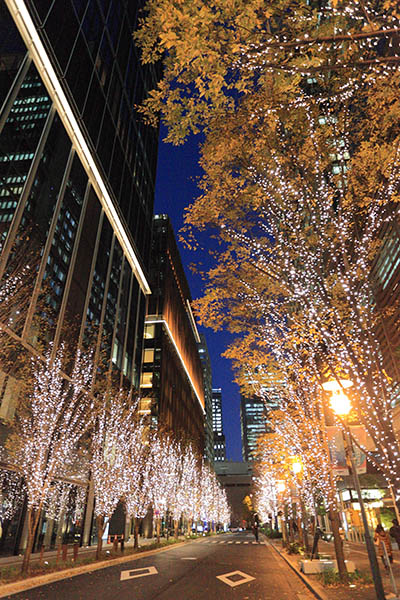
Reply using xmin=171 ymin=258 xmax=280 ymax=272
xmin=154 ymin=128 xmax=243 ymax=462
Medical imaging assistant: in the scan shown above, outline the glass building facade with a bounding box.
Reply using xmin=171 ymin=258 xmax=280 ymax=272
xmin=212 ymin=388 xmax=226 ymax=461
xmin=0 ymin=0 xmax=159 ymax=555
xmin=240 ymin=395 xmax=267 ymax=462
xmin=198 ymin=333 xmax=214 ymax=464
xmin=140 ymin=215 xmax=205 ymax=453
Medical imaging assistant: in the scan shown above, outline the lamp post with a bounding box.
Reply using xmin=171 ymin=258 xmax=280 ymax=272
xmin=323 ymin=379 xmax=386 ymax=600
xmin=276 ymin=480 xmax=288 ymax=545
xmin=290 ymin=457 xmax=310 ymax=553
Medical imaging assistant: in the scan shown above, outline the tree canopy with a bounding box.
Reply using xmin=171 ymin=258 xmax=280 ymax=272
xmin=137 ymin=1 xmax=400 ymax=500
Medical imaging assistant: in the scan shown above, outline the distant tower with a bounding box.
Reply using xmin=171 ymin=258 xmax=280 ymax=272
xmin=212 ymin=388 xmax=226 ymax=461
xmin=240 ymin=395 xmax=267 ymax=462
xmin=198 ymin=334 xmax=214 ymax=464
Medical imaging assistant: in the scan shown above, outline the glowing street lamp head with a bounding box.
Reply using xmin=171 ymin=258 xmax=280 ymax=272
xmin=322 ymin=377 xmax=353 ymax=416
xmin=276 ymin=480 xmax=286 ymax=493
xmin=322 ymin=378 xmax=353 ymax=393
xmin=330 ymin=390 xmax=352 ymax=416
xmin=290 ymin=456 xmax=302 ymax=474
xmin=292 ymin=461 xmax=302 ymax=475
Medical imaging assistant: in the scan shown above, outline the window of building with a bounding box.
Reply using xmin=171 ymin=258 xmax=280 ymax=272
xmin=140 ymin=372 xmax=153 ymax=388
xmin=143 ymin=348 xmax=154 ymax=363
xmin=144 ymin=323 xmax=155 ymax=339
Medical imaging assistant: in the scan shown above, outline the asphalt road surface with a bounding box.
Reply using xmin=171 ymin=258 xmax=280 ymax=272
xmin=5 ymin=532 xmax=315 ymax=600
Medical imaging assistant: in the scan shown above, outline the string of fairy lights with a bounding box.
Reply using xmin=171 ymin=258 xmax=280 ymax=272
xmin=1 ymin=377 xmax=230 ymax=536
xmin=146 ymin=2 xmax=400 ymax=517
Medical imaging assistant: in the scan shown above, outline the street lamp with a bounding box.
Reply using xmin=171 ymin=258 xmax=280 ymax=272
xmin=291 ymin=458 xmax=303 ymax=475
xmin=290 ymin=456 xmax=310 ymax=553
xmin=276 ymin=480 xmax=286 ymax=493
xmin=322 ymin=379 xmax=386 ymax=600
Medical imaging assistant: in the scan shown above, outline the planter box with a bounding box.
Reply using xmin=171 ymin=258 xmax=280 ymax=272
xmin=300 ymin=559 xmax=356 ymax=574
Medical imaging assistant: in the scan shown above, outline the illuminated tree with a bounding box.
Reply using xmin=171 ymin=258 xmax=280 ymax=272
xmin=90 ymin=388 xmax=138 ymax=559
xmin=136 ymin=1 xmax=400 ymax=142
xmin=137 ymin=0 xmax=400 ymax=498
xmin=178 ymin=443 xmax=201 ymax=532
xmin=122 ymin=418 xmax=152 ymax=548
xmin=5 ymin=344 xmax=94 ymax=573
xmin=147 ymin=433 xmax=181 ymax=541
xmin=0 ymin=235 xmax=41 ymax=336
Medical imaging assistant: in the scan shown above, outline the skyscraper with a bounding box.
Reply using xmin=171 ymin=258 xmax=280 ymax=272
xmin=212 ymin=388 xmax=226 ymax=461
xmin=0 ymin=0 xmax=159 ymax=555
xmin=198 ymin=333 xmax=214 ymax=464
xmin=140 ymin=215 xmax=205 ymax=452
xmin=240 ymin=395 xmax=267 ymax=462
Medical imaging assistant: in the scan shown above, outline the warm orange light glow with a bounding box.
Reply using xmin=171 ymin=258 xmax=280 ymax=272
xmin=322 ymin=378 xmax=353 ymax=393
xmin=276 ymin=480 xmax=286 ymax=493
xmin=330 ymin=390 xmax=352 ymax=416
xmin=292 ymin=460 xmax=302 ymax=475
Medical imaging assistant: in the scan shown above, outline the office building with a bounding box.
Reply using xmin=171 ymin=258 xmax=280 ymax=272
xmin=212 ymin=388 xmax=226 ymax=461
xmin=198 ymin=334 xmax=214 ymax=464
xmin=0 ymin=0 xmax=159 ymax=555
xmin=240 ymin=395 xmax=268 ymax=462
xmin=214 ymin=461 xmax=252 ymax=527
xmin=140 ymin=215 xmax=205 ymax=452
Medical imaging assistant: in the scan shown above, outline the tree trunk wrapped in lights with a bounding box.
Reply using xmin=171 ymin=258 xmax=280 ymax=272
xmin=90 ymin=389 xmax=138 ymax=559
xmin=5 ymin=345 xmax=94 ymax=574
xmin=255 ymin=401 xmax=347 ymax=579
xmin=122 ymin=417 xmax=151 ymax=548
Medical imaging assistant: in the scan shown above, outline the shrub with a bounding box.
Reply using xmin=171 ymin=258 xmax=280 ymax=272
xmin=287 ymin=542 xmax=302 ymax=554
xmin=263 ymin=528 xmax=283 ymax=539
xmin=316 ymin=569 xmax=373 ymax=587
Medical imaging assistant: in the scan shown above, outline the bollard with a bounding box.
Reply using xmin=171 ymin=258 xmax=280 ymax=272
xmin=62 ymin=544 xmax=68 ymax=562
xmin=73 ymin=542 xmax=79 ymax=562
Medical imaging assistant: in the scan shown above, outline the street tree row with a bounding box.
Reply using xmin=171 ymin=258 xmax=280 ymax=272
xmin=136 ymin=0 xmax=400 ymax=581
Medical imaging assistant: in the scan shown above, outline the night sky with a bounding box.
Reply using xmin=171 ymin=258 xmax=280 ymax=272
xmin=154 ymin=127 xmax=243 ymax=462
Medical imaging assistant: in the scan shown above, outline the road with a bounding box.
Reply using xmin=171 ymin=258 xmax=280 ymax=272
xmin=4 ymin=532 xmax=315 ymax=600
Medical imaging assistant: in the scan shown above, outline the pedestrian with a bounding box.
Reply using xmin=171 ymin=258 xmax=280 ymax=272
xmin=253 ymin=513 xmax=260 ymax=542
xmin=374 ymin=524 xmax=393 ymax=569
xmin=390 ymin=518 xmax=400 ymax=549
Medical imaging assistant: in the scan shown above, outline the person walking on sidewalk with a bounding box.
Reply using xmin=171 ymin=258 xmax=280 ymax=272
xmin=390 ymin=518 xmax=400 ymax=550
xmin=253 ymin=514 xmax=260 ymax=542
xmin=374 ymin=524 xmax=393 ymax=569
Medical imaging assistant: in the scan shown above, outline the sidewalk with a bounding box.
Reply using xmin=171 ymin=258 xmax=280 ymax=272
xmin=269 ymin=537 xmax=400 ymax=600
xmin=0 ymin=534 xmax=179 ymax=569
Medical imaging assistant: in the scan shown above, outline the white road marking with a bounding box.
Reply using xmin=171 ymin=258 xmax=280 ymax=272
xmin=216 ymin=570 xmax=255 ymax=588
xmin=243 ymin=542 xmax=249 ymax=544
xmin=235 ymin=541 xmax=241 ymax=544
xmin=181 ymin=557 xmax=197 ymax=560
xmin=120 ymin=566 xmax=158 ymax=581
xmin=227 ymin=541 xmax=233 ymax=544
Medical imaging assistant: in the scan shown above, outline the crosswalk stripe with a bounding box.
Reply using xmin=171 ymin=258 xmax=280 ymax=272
xmin=204 ymin=540 xmax=262 ymax=545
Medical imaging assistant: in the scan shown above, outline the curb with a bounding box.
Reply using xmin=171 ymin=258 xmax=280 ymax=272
xmin=0 ymin=540 xmax=189 ymax=598
xmin=266 ymin=540 xmax=330 ymax=600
